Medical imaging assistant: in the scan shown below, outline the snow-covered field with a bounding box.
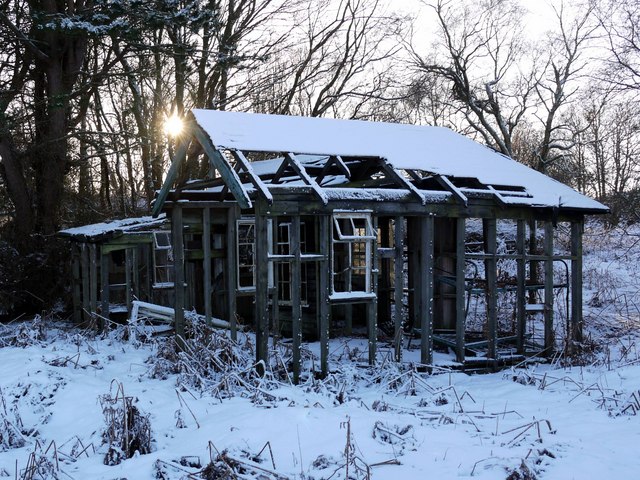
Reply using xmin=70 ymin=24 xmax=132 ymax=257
xmin=1 ymin=222 xmax=640 ymax=480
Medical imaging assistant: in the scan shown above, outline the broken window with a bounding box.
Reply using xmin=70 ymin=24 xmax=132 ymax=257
xmin=332 ymin=212 xmax=375 ymax=294
xmin=153 ymin=231 xmax=174 ymax=287
xmin=276 ymin=221 xmax=308 ymax=306
xmin=237 ymin=220 xmax=256 ymax=289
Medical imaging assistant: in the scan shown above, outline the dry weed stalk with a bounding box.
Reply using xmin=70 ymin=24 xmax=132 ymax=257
xmin=100 ymin=380 xmax=152 ymax=465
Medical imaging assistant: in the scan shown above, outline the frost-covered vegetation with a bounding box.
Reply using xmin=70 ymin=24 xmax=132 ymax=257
xmin=0 ymin=223 xmax=640 ymax=479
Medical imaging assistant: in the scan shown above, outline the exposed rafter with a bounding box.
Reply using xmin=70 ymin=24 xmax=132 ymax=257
xmin=231 ymin=150 xmax=273 ymax=205
xmin=436 ymin=175 xmax=468 ymax=207
xmin=192 ymin=125 xmax=252 ymax=209
xmin=378 ymin=159 xmax=427 ymax=205
xmin=152 ymin=129 xmax=192 ymax=217
xmin=285 ymin=153 xmax=328 ymax=205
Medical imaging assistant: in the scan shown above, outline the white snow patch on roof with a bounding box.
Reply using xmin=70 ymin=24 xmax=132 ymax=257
xmin=59 ymin=215 xmax=167 ymax=239
xmin=192 ymin=109 xmax=607 ymax=212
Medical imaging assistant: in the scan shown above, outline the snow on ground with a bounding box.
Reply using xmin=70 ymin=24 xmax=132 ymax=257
xmin=1 ymin=222 xmax=640 ymax=480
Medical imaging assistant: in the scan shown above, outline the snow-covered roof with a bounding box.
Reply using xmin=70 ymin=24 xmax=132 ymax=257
xmin=58 ymin=215 xmax=167 ymax=241
xmin=192 ymin=109 xmax=607 ymax=212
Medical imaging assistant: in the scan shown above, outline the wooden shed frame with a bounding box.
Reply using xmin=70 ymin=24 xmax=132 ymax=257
xmin=145 ymin=110 xmax=608 ymax=377
xmin=59 ymin=216 xmax=171 ymax=327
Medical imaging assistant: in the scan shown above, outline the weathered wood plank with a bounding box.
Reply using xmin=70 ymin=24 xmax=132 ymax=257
xmin=203 ymin=207 xmax=212 ymax=327
xmin=420 ymin=216 xmax=434 ymax=365
xmin=192 ymin=125 xmax=252 ymax=209
xmin=152 ymin=133 xmax=191 ymax=217
xmin=319 ymin=215 xmax=331 ymax=377
xmin=90 ymin=244 xmax=98 ymax=321
xmin=379 ymin=159 xmax=426 ymax=204
xmin=516 ymin=219 xmax=526 ymax=354
xmin=72 ymin=248 xmax=82 ymax=324
xmin=81 ymin=243 xmax=90 ymax=323
xmin=485 ymin=218 xmax=498 ymax=360
xmin=226 ymin=206 xmax=239 ymax=340
xmin=393 ymin=216 xmax=404 ymax=362
xmin=291 ymin=215 xmax=302 ymax=383
xmin=100 ymin=246 xmax=110 ymax=329
xmin=285 ymin=153 xmax=328 ymax=205
xmin=544 ymin=221 xmax=555 ymax=355
xmin=172 ymin=206 xmax=186 ymax=347
xmin=255 ymin=200 xmax=270 ymax=370
xmin=436 ymin=175 xmax=468 ymax=207
xmin=455 ymin=217 xmax=466 ymax=363
xmin=125 ymin=247 xmax=133 ymax=315
xmin=231 ymin=150 xmax=273 ymax=205
xmin=368 ymin=215 xmax=379 ymax=365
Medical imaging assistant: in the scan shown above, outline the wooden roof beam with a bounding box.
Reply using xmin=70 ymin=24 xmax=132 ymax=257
xmin=231 ymin=150 xmax=273 ymax=205
xmin=316 ymin=155 xmax=351 ymax=185
xmin=152 ymin=131 xmax=192 ymax=217
xmin=285 ymin=152 xmax=328 ymax=205
xmin=436 ymin=175 xmax=468 ymax=207
xmin=378 ymin=159 xmax=427 ymax=205
xmin=192 ymin=124 xmax=252 ymax=209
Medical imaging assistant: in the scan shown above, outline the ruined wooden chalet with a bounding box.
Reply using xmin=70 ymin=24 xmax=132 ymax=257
xmin=147 ymin=109 xmax=608 ymax=377
xmin=63 ymin=109 xmax=608 ymax=378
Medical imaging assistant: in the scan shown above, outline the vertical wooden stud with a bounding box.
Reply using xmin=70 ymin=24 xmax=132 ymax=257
xmin=72 ymin=247 xmax=82 ymax=324
xmin=100 ymin=245 xmax=110 ymax=330
xmin=368 ymin=216 xmax=379 ymax=365
xmin=319 ymin=215 xmax=331 ymax=377
xmin=516 ymin=219 xmax=527 ymax=354
xmin=89 ymin=243 xmax=98 ymax=323
xmin=255 ymin=200 xmax=270 ymax=370
xmin=81 ymin=243 xmax=90 ymax=323
xmin=125 ymin=247 xmax=133 ymax=316
xmin=485 ymin=218 xmax=498 ymax=360
xmin=172 ymin=206 xmax=186 ymax=346
xmin=544 ymin=221 xmax=555 ymax=355
xmin=571 ymin=220 xmax=584 ymax=346
xmin=393 ymin=216 xmax=404 ymax=362
xmin=203 ymin=207 xmax=212 ymax=327
xmin=132 ymin=246 xmax=140 ymax=300
xmin=420 ymin=215 xmax=434 ymax=365
xmin=455 ymin=217 xmax=466 ymax=363
xmin=291 ymin=215 xmax=302 ymax=382
xmin=226 ymin=206 xmax=238 ymax=340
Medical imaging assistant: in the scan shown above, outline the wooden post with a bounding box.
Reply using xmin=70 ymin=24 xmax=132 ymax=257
xmin=72 ymin=247 xmax=82 ymax=324
xmin=420 ymin=215 xmax=434 ymax=365
xmin=455 ymin=217 xmax=466 ymax=363
xmin=378 ymin=219 xmax=391 ymax=323
xmin=368 ymin=216 xmax=379 ymax=365
xmin=254 ymin=200 xmax=270 ymax=370
xmin=544 ymin=221 xmax=555 ymax=355
xmin=125 ymin=248 xmax=133 ymax=316
xmin=100 ymin=246 xmax=110 ymax=330
xmin=81 ymin=243 xmax=90 ymax=323
xmin=172 ymin=206 xmax=186 ymax=346
xmin=319 ymin=215 xmax=331 ymax=377
xmin=132 ymin=246 xmax=140 ymax=300
xmin=571 ymin=221 xmax=584 ymax=346
xmin=203 ymin=207 xmax=212 ymax=327
xmin=291 ymin=215 xmax=302 ymax=382
xmin=89 ymin=244 xmax=98 ymax=323
xmin=485 ymin=218 xmax=498 ymax=360
xmin=516 ymin=219 xmax=527 ymax=354
xmin=271 ymin=216 xmax=280 ymax=344
xmin=408 ymin=218 xmax=420 ymax=333
xmin=393 ymin=216 xmax=404 ymax=362
xmin=226 ymin=206 xmax=239 ymax=340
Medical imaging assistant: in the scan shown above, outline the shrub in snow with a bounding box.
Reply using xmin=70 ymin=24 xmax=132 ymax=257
xmin=100 ymin=382 xmax=152 ymax=465
xmin=0 ymin=315 xmax=46 ymax=348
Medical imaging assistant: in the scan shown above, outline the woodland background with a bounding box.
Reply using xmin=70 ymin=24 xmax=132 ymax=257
xmin=0 ymin=0 xmax=638 ymax=316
